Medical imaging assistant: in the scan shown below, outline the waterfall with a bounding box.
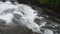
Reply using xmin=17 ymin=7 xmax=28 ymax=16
xmin=0 ymin=0 xmax=54 ymax=34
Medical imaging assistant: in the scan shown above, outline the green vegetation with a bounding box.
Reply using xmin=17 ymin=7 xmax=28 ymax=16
xmin=32 ymin=0 xmax=60 ymax=11
xmin=31 ymin=0 xmax=60 ymax=20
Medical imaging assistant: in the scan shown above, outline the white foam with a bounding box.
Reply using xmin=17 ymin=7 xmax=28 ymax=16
xmin=0 ymin=1 xmax=45 ymax=33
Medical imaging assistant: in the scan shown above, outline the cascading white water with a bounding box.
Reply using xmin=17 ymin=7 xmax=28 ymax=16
xmin=0 ymin=0 xmax=48 ymax=33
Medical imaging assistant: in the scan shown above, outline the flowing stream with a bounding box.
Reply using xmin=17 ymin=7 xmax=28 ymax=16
xmin=0 ymin=0 xmax=59 ymax=34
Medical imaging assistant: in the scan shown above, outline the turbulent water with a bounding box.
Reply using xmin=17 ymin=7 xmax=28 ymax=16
xmin=0 ymin=1 xmax=59 ymax=34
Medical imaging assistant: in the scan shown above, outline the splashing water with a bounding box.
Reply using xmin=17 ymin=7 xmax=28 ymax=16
xmin=0 ymin=1 xmax=47 ymax=33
